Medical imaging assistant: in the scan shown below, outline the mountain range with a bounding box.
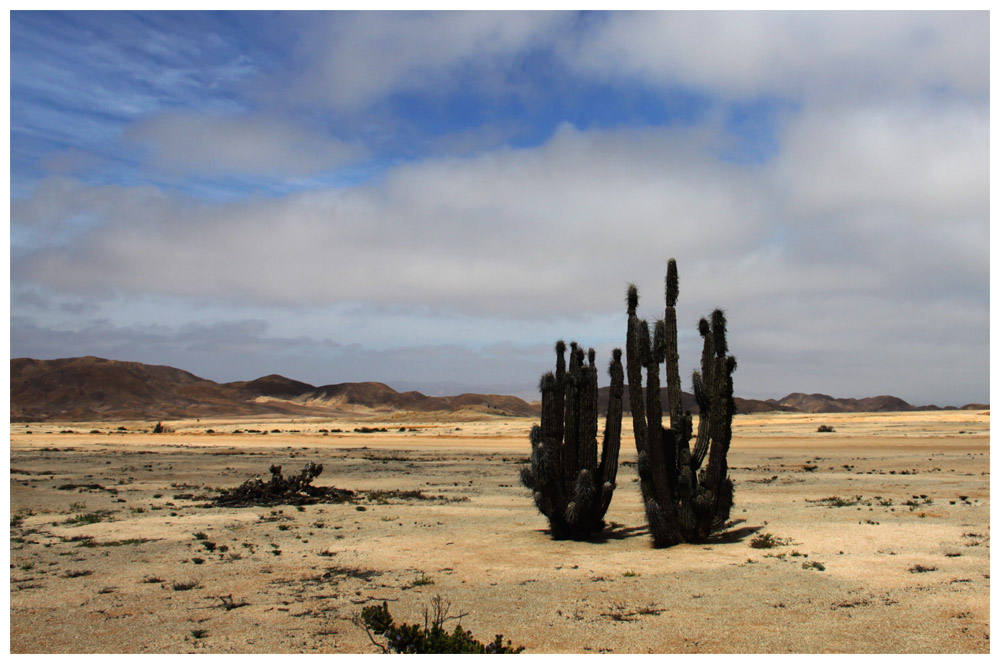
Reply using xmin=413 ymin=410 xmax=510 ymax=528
xmin=9 ymin=356 xmax=988 ymax=422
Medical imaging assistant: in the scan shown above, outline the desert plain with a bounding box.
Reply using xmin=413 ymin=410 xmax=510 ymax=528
xmin=8 ymin=409 xmax=990 ymax=654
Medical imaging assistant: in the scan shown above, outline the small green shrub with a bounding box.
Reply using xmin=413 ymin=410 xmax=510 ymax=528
xmin=749 ymin=532 xmax=790 ymax=549
xmin=69 ymin=511 xmax=109 ymax=525
xmin=411 ymin=573 xmax=434 ymax=587
xmin=358 ymin=596 xmax=524 ymax=654
xmin=816 ymin=425 xmax=835 ymax=433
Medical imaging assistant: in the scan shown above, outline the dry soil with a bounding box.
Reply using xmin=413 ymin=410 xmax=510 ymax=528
xmin=8 ymin=410 xmax=990 ymax=653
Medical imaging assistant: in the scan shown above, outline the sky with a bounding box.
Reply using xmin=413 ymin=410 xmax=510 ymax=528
xmin=8 ymin=10 xmax=991 ymax=406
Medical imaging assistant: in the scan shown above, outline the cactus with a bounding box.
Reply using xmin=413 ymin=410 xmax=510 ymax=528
xmin=626 ymin=259 xmax=737 ymax=546
xmin=521 ymin=341 xmax=625 ymax=539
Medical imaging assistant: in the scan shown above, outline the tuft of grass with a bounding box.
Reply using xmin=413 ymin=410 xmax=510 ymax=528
xmin=622 ymin=570 xmax=639 ymax=577
xmin=801 ymin=561 xmax=825 ymax=571
xmin=411 ymin=573 xmax=434 ymax=587
xmin=749 ymin=532 xmax=790 ymax=549
xmin=909 ymin=564 xmax=937 ymax=573
xmin=76 ymin=538 xmax=154 ymax=548
xmin=63 ymin=569 xmax=94 ymax=578
xmin=67 ymin=511 xmax=111 ymax=525
xmin=809 ymin=495 xmax=862 ymax=508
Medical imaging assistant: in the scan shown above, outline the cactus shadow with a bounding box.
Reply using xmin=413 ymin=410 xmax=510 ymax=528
xmin=705 ymin=520 xmax=763 ymax=544
xmin=582 ymin=522 xmax=650 ymax=543
xmin=532 ymin=522 xmax=650 ymax=544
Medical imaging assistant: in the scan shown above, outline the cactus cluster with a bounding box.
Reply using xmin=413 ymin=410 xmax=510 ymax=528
xmin=520 ymin=341 xmax=625 ymax=540
xmin=625 ymin=258 xmax=737 ymax=546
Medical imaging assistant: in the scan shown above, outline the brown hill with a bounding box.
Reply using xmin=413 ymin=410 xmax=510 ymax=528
xmin=9 ymin=357 xmax=321 ymax=422
xmin=230 ymin=374 xmax=316 ymax=398
xmin=774 ymin=392 xmax=916 ymax=413
xmin=9 ymin=357 xmax=538 ymax=422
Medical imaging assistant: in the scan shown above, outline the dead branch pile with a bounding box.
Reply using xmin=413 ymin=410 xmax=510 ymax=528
xmin=212 ymin=463 xmax=355 ymax=507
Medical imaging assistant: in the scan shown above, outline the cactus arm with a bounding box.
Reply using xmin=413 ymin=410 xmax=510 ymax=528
xmin=562 ymin=343 xmax=581 ymax=490
xmin=689 ymin=318 xmax=714 ymax=471
xmin=578 ymin=350 xmax=599 ymax=473
xmin=703 ymin=311 xmax=730 ymax=493
xmin=624 ymin=285 xmax=649 ymax=451
xmin=644 ymin=321 xmax=672 ymax=499
xmin=597 ymin=349 xmax=624 ymax=516
xmin=553 ymin=340 xmax=567 ymax=444
xmin=664 ymin=259 xmax=685 ymax=438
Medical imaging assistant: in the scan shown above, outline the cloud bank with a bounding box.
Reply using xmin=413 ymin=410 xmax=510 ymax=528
xmin=9 ymin=10 xmax=990 ymax=406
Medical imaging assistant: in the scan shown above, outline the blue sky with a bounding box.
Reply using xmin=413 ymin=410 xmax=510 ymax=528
xmin=9 ymin=10 xmax=991 ymax=405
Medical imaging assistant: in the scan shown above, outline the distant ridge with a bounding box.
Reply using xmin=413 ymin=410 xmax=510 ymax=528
xmin=9 ymin=356 xmax=987 ymax=422
xmin=10 ymin=356 xmax=538 ymax=422
xmin=766 ymin=392 xmax=987 ymax=414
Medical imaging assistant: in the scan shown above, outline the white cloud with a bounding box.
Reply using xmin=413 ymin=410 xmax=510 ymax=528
xmin=125 ymin=111 xmax=362 ymax=177
xmin=285 ymin=11 xmax=567 ymax=112
xmin=565 ymin=11 xmax=988 ymax=104
xmin=13 ymin=122 xmax=769 ymax=317
xmin=14 ymin=101 xmax=988 ymax=318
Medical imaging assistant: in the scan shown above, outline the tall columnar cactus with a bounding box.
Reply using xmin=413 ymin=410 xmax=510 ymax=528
xmin=521 ymin=341 xmax=625 ymax=539
xmin=626 ymin=258 xmax=737 ymax=547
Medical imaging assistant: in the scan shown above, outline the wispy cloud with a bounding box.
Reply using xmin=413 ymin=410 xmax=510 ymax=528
xmin=125 ymin=111 xmax=364 ymax=177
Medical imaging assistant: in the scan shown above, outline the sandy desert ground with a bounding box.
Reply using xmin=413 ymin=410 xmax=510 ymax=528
xmin=8 ymin=410 xmax=990 ymax=653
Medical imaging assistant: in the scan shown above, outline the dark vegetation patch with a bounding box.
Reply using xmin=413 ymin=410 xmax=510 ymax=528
xmin=805 ymin=495 xmax=900 ymax=509
xmin=62 ymin=569 xmax=94 ymax=578
xmin=363 ymin=489 xmax=469 ymax=504
xmin=749 ymin=532 xmax=791 ymax=549
xmin=56 ymin=483 xmax=119 ymax=494
xmin=357 ymin=595 xmax=524 ymax=654
xmin=65 ymin=510 xmax=115 ymax=525
xmin=211 ymin=463 xmax=355 ymax=507
xmin=319 ymin=565 xmax=383 ymax=582
xmin=76 ymin=538 xmax=157 ymax=548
